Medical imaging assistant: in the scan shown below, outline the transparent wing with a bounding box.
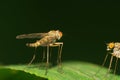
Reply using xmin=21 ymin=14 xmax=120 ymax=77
xmin=16 ymin=33 xmax=48 ymax=39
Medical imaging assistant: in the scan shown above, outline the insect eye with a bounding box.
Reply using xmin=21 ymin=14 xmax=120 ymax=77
xmin=56 ymin=30 xmax=63 ymax=39
xmin=108 ymin=42 xmax=115 ymax=49
xmin=59 ymin=31 xmax=63 ymax=37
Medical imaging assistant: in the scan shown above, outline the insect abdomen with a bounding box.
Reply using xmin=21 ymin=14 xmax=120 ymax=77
xmin=26 ymin=41 xmax=41 ymax=47
xmin=26 ymin=36 xmax=55 ymax=47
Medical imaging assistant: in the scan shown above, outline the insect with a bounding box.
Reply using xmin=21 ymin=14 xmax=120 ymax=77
xmin=16 ymin=30 xmax=63 ymax=75
xmin=95 ymin=42 xmax=120 ymax=79
xmin=106 ymin=42 xmax=120 ymax=74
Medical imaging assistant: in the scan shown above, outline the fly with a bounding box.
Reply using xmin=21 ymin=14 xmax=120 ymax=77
xmin=16 ymin=30 xmax=63 ymax=75
xmin=94 ymin=42 xmax=120 ymax=79
xmin=106 ymin=42 xmax=120 ymax=75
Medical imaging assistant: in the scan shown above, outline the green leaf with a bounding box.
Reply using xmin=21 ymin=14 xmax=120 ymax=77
xmin=0 ymin=61 xmax=120 ymax=80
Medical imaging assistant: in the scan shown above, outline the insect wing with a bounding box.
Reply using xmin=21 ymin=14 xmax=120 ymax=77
xmin=16 ymin=33 xmax=48 ymax=39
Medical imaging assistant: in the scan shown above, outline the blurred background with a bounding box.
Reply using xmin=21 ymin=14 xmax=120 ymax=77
xmin=0 ymin=0 xmax=120 ymax=73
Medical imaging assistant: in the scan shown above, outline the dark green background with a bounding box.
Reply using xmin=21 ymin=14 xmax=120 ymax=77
xmin=0 ymin=0 xmax=120 ymax=69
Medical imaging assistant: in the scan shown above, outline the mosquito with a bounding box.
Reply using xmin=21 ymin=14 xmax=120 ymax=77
xmin=16 ymin=30 xmax=63 ymax=75
xmin=94 ymin=42 xmax=120 ymax=79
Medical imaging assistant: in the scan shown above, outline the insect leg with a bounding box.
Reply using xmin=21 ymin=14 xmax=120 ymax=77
xmin=57 ymin=44 xmax=60 ymax=66
xmin=58 ymin=42 xmax=63 ymax=68
xmin=45 ymin=45 xmax=49 ymax=75
xmin=114 ymin=57 xmax=118 ymax=74
xmin=50 ymin=42 xmax=63 ymax=68
xmin=108 ymin=55 xmax=113 ymax=73
xmin=42 ymin=47 xmax=46 ymax=63
xmin=38 ymin=47 xmax=46 ymax=68
xmin=49 ymin=42 xmax=63 ymax=73
xmin=113 ymin=58 xmax=118 ymax=80
xmin=94 ymin=53 xmax=109 ymax=77
xmin=51 ymin=42 xmax=63 ymax=73
xmin=103 ymin=55 xmax=113 ymax=79
xmin=28 ymin=47 xmax=37 ymax=65
xmin=49 ymin=47 xmax=52 ymax=67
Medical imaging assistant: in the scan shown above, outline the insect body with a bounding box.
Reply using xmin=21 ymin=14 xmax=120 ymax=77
xmin=107 ymin=42 xmax=120 ymax=58
xmin=16 ymin=30 xmax=63 ymax=47
xmin=16 ymin=30 xmax=63 ymax=75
